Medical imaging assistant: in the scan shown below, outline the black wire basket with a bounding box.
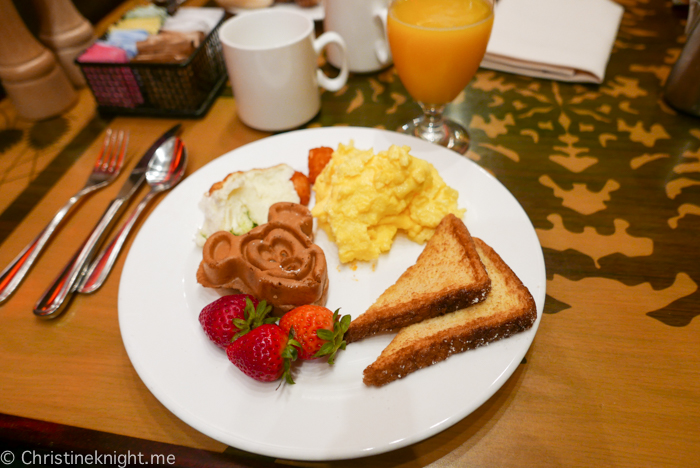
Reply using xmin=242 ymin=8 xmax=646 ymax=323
xmin=77 ymin=16 xmax=227 ymax=118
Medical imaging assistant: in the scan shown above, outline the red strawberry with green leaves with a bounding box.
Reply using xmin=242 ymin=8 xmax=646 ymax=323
xmin=279 ymin=305 xmax=350 ymax=364
xmin=199 ymin=294 xmax=275 ymax=348
xmin=226 ymin=324 xmax=300 ymax=383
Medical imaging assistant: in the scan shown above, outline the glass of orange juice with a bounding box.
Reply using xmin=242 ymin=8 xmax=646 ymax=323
xmin=388 ymin=0 xmax=494 ymax=154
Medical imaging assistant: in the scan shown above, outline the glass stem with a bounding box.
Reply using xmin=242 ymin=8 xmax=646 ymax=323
xmin=417 ymin=103 xmax=448 ymax=144
xmin=397 ymin=101 xmax=470 ymax=154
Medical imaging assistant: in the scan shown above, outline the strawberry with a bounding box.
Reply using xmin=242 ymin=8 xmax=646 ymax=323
xmin=226 ymin=324 xmax=300 ymax=383
xmin=199 ymin=294 xmax=275 ymax=348
xmin=279 ymin=305 xmax=350 ymax=364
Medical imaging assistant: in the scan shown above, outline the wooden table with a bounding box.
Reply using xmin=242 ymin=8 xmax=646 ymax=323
xmin=1 ymin=0 xmax=699 ymax=466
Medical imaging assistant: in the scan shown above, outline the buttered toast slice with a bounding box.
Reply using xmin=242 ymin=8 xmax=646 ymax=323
xmin=346 ymin=214 xmax=491 ymax=343
xmin=363 ymin=238 xmax=537 ymax=387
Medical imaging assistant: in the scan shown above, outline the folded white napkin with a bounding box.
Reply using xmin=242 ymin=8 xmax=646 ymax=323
xmin=481 ymin=0 xmax=624 ymax=84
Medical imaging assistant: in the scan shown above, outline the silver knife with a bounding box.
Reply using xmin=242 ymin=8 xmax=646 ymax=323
xmin=33 ymin=124 xmax=181 ymax=319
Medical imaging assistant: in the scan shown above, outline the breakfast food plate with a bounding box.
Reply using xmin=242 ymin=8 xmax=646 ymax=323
xmin=119 ymin=126 xmax=546 ymax=461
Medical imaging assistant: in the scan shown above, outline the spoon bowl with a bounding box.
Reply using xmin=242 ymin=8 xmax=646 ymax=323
xmin=147 ymin=136 xmax=187 ymax=187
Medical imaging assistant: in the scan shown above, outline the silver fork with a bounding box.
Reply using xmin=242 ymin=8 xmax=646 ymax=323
xmin=0 ymin=129 xmax=128 ymax=305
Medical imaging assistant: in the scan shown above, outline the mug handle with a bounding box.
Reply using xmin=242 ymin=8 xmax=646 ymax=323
xmin=374 ymin=8 xmax=392 ymax=66
xmin=314 ymin=32 xmax=349 ymax=92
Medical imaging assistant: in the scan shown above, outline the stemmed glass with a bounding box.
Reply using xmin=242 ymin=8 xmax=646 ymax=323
xmin=387 ymin=0 xmax=494 ymax=154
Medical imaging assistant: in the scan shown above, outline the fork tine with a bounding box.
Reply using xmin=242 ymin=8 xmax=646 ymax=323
xmin=94 ymin=129 xmax=113 ymax=171
xmin=97 ymin=130 xmax=128 ymax=174
xmin=106 ymin=130 xmax=128 ymax=173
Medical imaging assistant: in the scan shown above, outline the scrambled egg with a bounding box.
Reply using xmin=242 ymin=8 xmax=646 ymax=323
xmin=311 ymin=143 xmax=464 ymax=263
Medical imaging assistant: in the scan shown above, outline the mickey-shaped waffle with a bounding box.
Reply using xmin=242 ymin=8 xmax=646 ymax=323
xmin=197 ymin=202 xmax=328 ymax=315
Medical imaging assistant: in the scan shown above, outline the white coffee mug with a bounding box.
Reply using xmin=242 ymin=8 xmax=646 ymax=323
xmin=219 ymin=10 xmax=349 ymax=132
xmin=323 ymin=0 xmax=392 ymax=73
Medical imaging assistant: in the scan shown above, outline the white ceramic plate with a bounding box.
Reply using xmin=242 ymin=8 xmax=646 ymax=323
xmin=226 ymin=2 xmax=324 ymax=21
xmin=119 ymin=127 xmax=546 ymax=461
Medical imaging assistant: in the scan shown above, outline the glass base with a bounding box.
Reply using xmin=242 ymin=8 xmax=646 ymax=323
xmin=397 ymin=106 xmax=470 ymax=155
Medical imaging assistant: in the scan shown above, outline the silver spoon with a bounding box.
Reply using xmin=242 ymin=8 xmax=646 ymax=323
xmin=77 ymin=136 xmax=188 ymax=294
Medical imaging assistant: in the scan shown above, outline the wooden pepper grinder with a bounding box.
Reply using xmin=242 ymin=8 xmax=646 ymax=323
xmin=0 ymin=0 xmax=78 ymax=120
xmin=31 ymin=0 xmax=96 ymax=88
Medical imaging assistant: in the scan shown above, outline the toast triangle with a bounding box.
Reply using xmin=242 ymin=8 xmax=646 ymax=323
xmin=363 ymin=237 xmax=538 ymax=387
xmin=346 ymin=214 xmax=491 ymax=343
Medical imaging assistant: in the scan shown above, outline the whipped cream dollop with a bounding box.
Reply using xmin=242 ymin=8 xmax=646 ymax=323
xmin=195 ymin=164 xmax=300 ymax=246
